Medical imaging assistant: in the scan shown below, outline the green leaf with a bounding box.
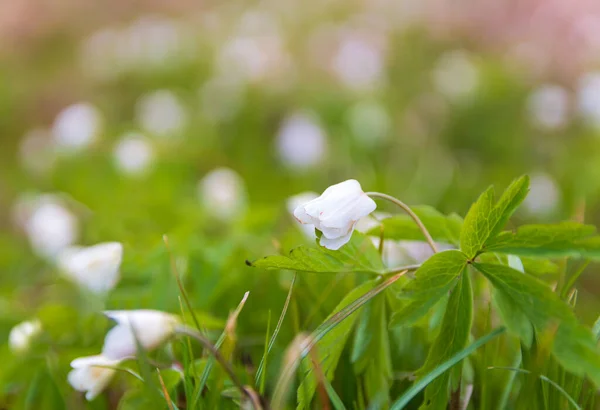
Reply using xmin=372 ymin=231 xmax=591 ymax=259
xmin=473 ymin=263 xmax=574 ymax=329
xmin=487 ymin=175 xmax=530 ymax=239
xmin=553 ymin=323 xmax=600 ymax=387
xmin=417 ymin=270 xmax=473 ymax=409
xmin=366 ymin=206 xmax=463 ymax=245
xmin=351 ymin=296 xmax=392 ymax=407
xmin=484 ymin=222 xmax=600 ymax=259
xmin=249 ymin=232 xmax=385 ymax=274
xmin=460 ymin=176 xmax=530 ymax=259
xmin=390 ymin=327 xmax=506 ymax=410
xmin=492 ymin=288 xmax=533 ymax=348
xmin=477 ymin=252 xmax=559 ymax=275
xmin=297 ymin=280 xmax=376 ymax=409
xmin=389 ymin=250 xmax=468 ymax=328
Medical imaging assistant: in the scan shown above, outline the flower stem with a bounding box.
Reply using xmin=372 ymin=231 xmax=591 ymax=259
xmin=366 ymin=192 xmax=438 ymax=253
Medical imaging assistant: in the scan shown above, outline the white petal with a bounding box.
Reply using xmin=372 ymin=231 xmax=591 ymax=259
xmin=8 ymin=319 xmax=41 ymax=353
xmin=68 ymin=355 xmax=119 ymax=401
xmin=102 ymin=310 xmax=179 ymax=359
xmin=319 ymin=231 xmax=353 ymax=250
xmin=58 ymin=242 xmax=123 ymax=293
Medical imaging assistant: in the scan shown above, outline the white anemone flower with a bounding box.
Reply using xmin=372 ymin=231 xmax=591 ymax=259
xmin=51 ymin=103 xmax=102 ymax=151
xmin=198 ymin=167 xmax=247 ymax=221
xmin=286 ymin=192 xmax=319 ymax=239
xmin=101 ymin=310 xmax=179 ymax=360
xmin=293 ymin=180 xmax=377 ymax=250
xmin=57 ymin=242 xmax=123 ymax=294
xmin=68 ymin=355 xmax=121 ymax=401
xmin=8 ymin=319 xmax=42 ymax=353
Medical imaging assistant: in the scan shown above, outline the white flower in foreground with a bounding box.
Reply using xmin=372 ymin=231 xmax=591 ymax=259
xmin=113 ymin=133 xmax=154 ymax=176
xmin=18 ymin=196 xmax=79 ymax=259
xmin=102 ymin=310 xmax=179 ymax=360
xmin=286 ymin=192 xmax=319 ymax=239
xmin=52 ymin=103 xmax=102 ymax=151
xmin=58 ymin=242 xmax=123 ymax=294
xmin=198 ymin=167 xmax=247 ymax=221
xmin=276 ymin=112 xmax=327 ymax=170
xmin=68 ymin=355 xmax=120 ymax=401
xmin=9 ymin=319 xmax=41 ymax=353
xmin=293 ymin=180 xmax=377 ymax=250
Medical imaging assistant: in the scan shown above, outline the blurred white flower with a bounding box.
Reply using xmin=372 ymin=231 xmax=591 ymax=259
xmin=52 ymin=103 xmax=102 ymax=151
xmin=8 ymin=319 xmax=41 ymax=353
xmin=136 ymin=90 xmax=187 ymax=138
xmin=276 ymin=112 xmax=327 ymax=170
xmin=286 ymin=192 xmax=319 ymax=239
xmin=119 ymin=16 xmax=186 ymax=70
xmin=102 ymin=310 xmax=179 ymax=360
xmin=218 ymin=36 xmax=288 ymax=83
xmin=80 ymin=16 xmax=188 ymax=81
xmin=16 ymin=195 xmax=79 ymax=259
xmin=331 ymin=32 xmax=385 ymax=91
xmin=80 ymin=27 xmax=121 ymax=81
xmin=216 ymin=10 xmax=290 ymax=84
xmin=68 ymin=355 xmax=120 ymax=401
xmin=113 ymin=133 xmax=154 ymax=176
xmin=527 ymin=85 xmax=570 ymax=130
xmin=294 ymin=180 xmax=377 ymax=250
xmin=19 ymin=128 xmax=55 ymax=175
xmin=577 ymin=72 xmax=600 ymax=127
xmin=199 ymin=75 xmax=245 ymax=122
xmin=522 ymin=173 xmax=561 ymax=217
xmin=355 ymin=211 xmax=392 ymax=234
xmin=346 ymin=101 xmax=391 ymax=145
xmin=57 ymin=242 xmax=123 ymax=294
xmin=198 ymin=168 xmax=247 ymax=221
xmin=432 ymin=50 xmax=479 ymax=101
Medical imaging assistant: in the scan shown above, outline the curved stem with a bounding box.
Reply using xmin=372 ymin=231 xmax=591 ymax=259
xmin=366 ymin=192 xmax=438 ymax=253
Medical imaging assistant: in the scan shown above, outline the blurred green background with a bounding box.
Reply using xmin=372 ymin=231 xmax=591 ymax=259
xmin=2 ymin=0 xmax=600 ymax=408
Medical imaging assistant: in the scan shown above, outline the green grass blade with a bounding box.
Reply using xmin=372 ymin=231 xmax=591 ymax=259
xmin=390 ymin=327 xmax=506 ymax=410
xmin=322 ymin=375 xmax=347 ymax=410
xmin=255 ymin=273 xmax=296 ymax=392
xmin=488 ymin=367 xmax=581 ymax=410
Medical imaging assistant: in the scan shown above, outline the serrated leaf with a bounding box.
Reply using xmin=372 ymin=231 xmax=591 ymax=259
xmin=351 ymin=296 xmax=392 ymax=407
xmin=249 ymin=232 xmax=385 ymax=274
xmin=366 ymin=206 xmax=463 ymax=245
xmin=418 ymin=270 xmax=473 ymax=410
xmin=553 ymin=322 xmax=600 ymax=387
xmin=389 ymin=250 xmax=468 ymax=328
xmin=460 ymin=176 xmax=529 ymax=259
xmin=473 ymin=263 xmax=574 ymax=329
xmin=484 ymin=222 xmax=600 ymax=260
xmin=297 ymin=280 xmax=376 ymax=409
